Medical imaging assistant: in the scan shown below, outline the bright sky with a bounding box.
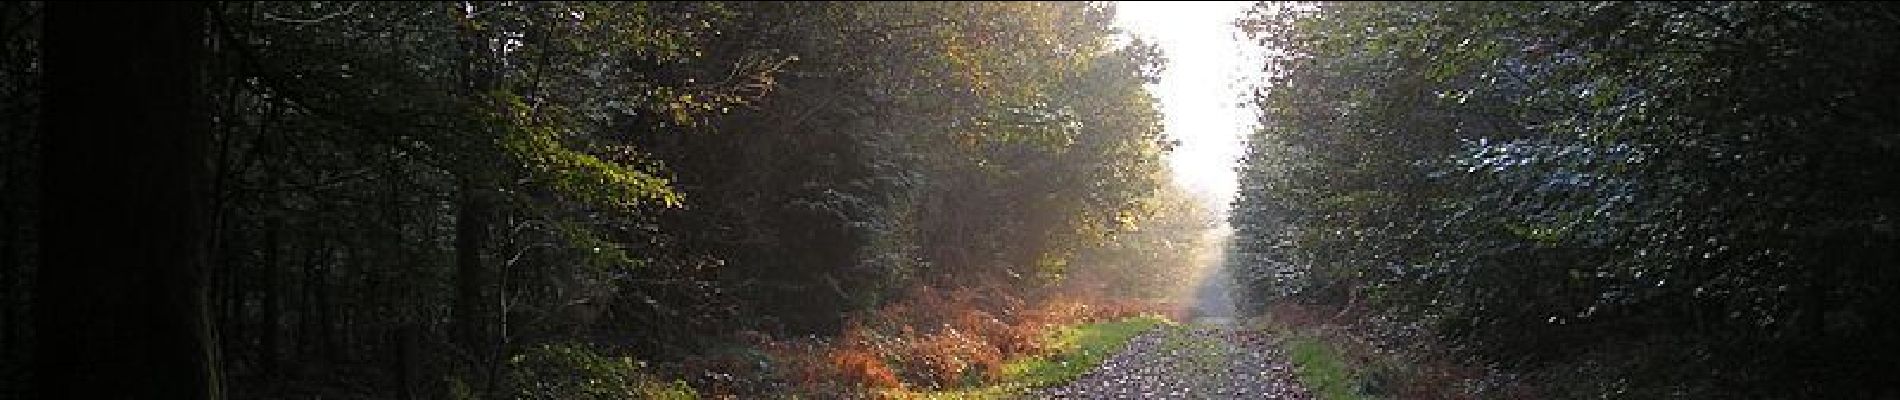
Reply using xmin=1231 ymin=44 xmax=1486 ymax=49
xmin=1113 ymin=1 xmax=1261 ymax=215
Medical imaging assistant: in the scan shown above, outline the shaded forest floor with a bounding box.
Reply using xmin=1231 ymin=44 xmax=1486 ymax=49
xmin=1240 ymin=303 xmax=1545 ymax=400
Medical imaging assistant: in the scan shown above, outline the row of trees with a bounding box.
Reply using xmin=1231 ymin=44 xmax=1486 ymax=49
xmin=1228 ymin=1 xmax=1900 ymax=397
xmin=0 ymin=2 xmax=1196 ymax=398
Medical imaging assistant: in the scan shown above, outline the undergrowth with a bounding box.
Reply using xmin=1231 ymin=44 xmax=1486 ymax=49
xmin=1250 ymin=302 xmax=1535 ymax=400
xmin=1285 ymin=335 xmax=1363 ymax=400
xmin=676 ymin=282 xmax=1181 ymax=398
xmin=504 ymin=342 xmax=698 ymax=400
xmin=919 ymin=315 xmax=1171 ymax=399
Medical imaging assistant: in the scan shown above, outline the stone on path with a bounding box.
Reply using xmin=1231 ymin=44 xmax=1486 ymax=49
xmin=1037 ymin=324 xmax=1312 ymax=399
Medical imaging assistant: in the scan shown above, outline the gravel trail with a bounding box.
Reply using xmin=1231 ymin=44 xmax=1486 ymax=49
xmin=1037 ymin=324 xmax=1312 ymax=399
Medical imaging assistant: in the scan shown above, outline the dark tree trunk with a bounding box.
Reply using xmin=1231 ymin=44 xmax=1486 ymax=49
xmin=297 ymin=240 xmax=334 ymax=369
xmin=217 ymin=235 xmax=242 ymax=374
xmin=36 ymin=2 xmax=221 ymax=399
xmin=297 ymin=244 xmax=314 ymax=361
xmin=392 ymin=323 xmax=421 ymax=400
xmin=453 ymin=181 xmax=488 ymax=350
xmin=0 ymin=2 xmax=36 ymax=371
xmin=451 ymin=2 xmax=495 ymax=361
xmin=0 ymin=181 xmax=16 ymax=369
xmin=261 ymin=224 xmax=282 ymax=376
xmin=315 ymin=244 xmax=337 ymax=365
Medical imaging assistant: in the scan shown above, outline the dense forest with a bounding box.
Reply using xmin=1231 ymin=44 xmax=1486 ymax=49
xmin=1229 ymin=1 xmax=1900 ymax=398
xmin=8 ymin=1 xmax=1900 ymax=399
xmin=1 ymin=2 xmax=1216 ymax=398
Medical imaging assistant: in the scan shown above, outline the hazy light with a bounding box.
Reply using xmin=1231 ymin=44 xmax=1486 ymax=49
xmin=1113 ymin=1 xmax=1260 ymax=215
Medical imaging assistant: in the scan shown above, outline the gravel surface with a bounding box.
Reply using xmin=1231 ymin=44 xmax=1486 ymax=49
xmin=1038 ymin=324 xmax=1313 ymax=399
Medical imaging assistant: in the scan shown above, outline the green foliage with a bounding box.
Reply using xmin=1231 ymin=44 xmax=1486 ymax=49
xmin=1008 ymin=316 xmax=1168 ymax=388
xmin=1066 ymin=184 xmax=1219 ymax=300
xmin=1231 ymin=1 xmax=1900 ymax=396
xmin=4 ymin=1 xmax=1176 ymax=397
xmin=920 ymin=315 xmax=1169 ymax=398
xmin=494 ymin=106 xmax=682 ymax=211
xmin=506 ymin=343 xmax=698 ymax=400
xmin=625 ymin=1 xmax=1174 ymax=334
xmin=1285 ymin=336 xmax=1364 ymax=400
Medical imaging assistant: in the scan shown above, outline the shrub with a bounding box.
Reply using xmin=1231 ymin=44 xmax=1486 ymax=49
xmin=507 ymin=343 xmax=697 ymax=400
xmin=725 ymin=281 xmax=1176 ymax=397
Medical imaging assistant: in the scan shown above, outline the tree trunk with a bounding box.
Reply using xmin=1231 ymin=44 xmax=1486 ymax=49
xmin=451 ymin=0 xmax=495 ymax=363
xmin=0 ymin=182 xmax=16 ymax=369
xmin=0 ymin=2 xmax=34 ymax=373
xmin=393 ymin=323 xmax=421 ymax=400
xmin=261 ymin=224 xmax=282 ymax=376
xmin=453 ymin=181 xmax=488 ymax=351
xmin=36 ymin=2 xmax=221 ymax=398
xmin=297 ymin=240 xmax=334 ymax=369
xmin=217 ymin=235 xmax=243 ymax=375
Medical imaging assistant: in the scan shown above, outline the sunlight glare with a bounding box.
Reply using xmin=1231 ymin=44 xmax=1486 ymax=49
xmin=1113 ymin=1 xmax=1261 ymax=216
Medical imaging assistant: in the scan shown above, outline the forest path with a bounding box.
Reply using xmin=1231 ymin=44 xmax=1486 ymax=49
xmin=1038 ymin=264 xmax=1311 ymax=399
xmin=1035 ymin=322 xmax=1312 ymax=399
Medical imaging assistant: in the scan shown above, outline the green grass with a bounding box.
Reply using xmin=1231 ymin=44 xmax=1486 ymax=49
xmin=913 ymin=315 xmax=1171 ymax=399
xmin=1286 ymin=335 xmax=1366 ymax=400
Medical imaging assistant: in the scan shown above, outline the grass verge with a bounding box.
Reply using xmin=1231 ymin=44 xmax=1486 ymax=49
xmin=1284 ymin=334 xmax=1365 ymax=400
xmin=911 ymin=315 xmax=1171 ymax=399
xmin=1250 ymin=302 xmax=1499 ymax=399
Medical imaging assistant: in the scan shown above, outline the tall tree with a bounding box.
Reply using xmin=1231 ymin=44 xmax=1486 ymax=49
xmin=36 ymin=2 xmax=220 ymax=399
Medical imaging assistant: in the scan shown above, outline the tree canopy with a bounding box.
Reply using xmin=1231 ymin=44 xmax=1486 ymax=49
xmin=1229 ymin=2 xmax=1900 ymax=397
xmin=0 ymin=2 xmax=1203 ymax=398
